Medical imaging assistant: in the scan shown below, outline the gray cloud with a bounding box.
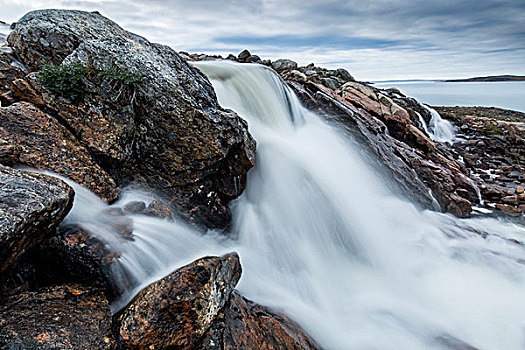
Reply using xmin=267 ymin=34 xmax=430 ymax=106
xmin=0 ymin=0 xmax=524 ymax=80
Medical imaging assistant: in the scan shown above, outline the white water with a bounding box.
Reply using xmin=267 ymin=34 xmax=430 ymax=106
xmin=63 ymin=61 xmax=525 ymax=349
xmin=421 ymin=104 xmax=456 ymax=143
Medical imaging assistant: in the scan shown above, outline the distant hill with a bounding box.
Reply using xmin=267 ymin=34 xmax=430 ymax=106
xmin=444 ymin=75 xmax=525 ymax=82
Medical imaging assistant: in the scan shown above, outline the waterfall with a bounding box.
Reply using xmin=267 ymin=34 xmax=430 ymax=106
xmin=63 ymin=60 xmax=525 ymax=349
xmin=421 ymin=104 xmax=456 ymax=143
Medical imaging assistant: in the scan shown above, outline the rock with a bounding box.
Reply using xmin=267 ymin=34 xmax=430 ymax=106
xmin=203 ymin=291 xmax=320 ymax=350
xmin=119 ymin=253 xmax=241 ymax=349
xmin=237 ymin=49 xmax=251 ymax=62
xmin=0 ymin=284 xmax=113 ymax=349
xmin=245 ymin=55 xmax=261 ymax=63
xmin=0 ymin=101 xmax=119 ymax=202
xmin=226 ymin=54 xmax=237 ymax=61
xmin=447 ymin=194 xmax=472 ymax=218
xmin=8 ymin=9 xmax=142 ymax=71
xmin=141 ymin=199 xmax=175 ymax=220
xmin=272 ymin=58 xmax=298 ymax=72
xmin=283 ymin=69 xmax=307 ymax=84
xmin=320 ymin=77 xmax=341 ymax=90
xmin=8 ymin=9 xmax=256 ymax=229
xmin=123 ymin=201 xmax=146 ymax=214
xmin=516 ymin=186 xmax=524 ymax=194
xmin=0 ymin=165 xmax=74 ymax=275
xmin=0 ymin=139 xmax=20 ymax=166
xmin=0 ymin=53 xmax=25 ymax=95
xmin=335 ymin=67 xmax=354 ymax=82
xmin=501 ymin=195 xmax=518 ymax=205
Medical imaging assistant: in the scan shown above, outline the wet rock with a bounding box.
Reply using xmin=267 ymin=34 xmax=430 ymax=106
xmin=516 ymin=186 xmax=524 ymax=194
xmin=8 ymin=9 xmax=256 ymax=229
xmin=272 ymin=58 xmax=298 ymax=72
xmin=141 ymin=199 xmax=176 ymax=220
xmin=0 ymin=284 xmax=113 ymax=349
xmin=0 ymin=101 xmax=119 ymax=202
xmin=203 ymin=291 xmax=320 ymax=350
xmin=118 ymin=253 xmax=241 ymax=349
xmin=0 ymin=165 xmax=74 ymax=275
xmin=436 ymin=106 xmax=525 ymax=217
xmin=123 ymin=201 xmax=146 ymax=214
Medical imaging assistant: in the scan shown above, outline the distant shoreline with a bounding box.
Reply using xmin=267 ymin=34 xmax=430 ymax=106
xmin=443 ymin=75 xmax=525 ymax=82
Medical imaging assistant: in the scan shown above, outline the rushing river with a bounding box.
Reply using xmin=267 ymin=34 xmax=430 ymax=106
xmin=62 ymin=61 xmax=525 ymax=349
xmin=374 ymin=81 xmax=525 ymax=113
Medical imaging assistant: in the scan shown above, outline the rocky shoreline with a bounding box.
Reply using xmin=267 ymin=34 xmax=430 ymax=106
xmin=0 ymin=8 xmax=523 ymax=350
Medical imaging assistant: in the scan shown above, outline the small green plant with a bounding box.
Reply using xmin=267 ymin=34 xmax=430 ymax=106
xmin=97 ymin=67 xmax=145 ymax=84
xmin=38 ymin=63 xmax=88 ymax=101
xmin=38 ymin=63 xmax=144 ymax=102
xmin=483 ymin=124 xmax=503 ymax=135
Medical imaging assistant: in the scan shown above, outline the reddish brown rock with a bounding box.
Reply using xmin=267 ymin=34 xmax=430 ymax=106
xmin=119 ymin=253 xmax=242 ymax=349
xmin=0 ymin=139 xmax=20 ymax=166
xmin=0 ymin=53 xmax=24 ymax=94
xmin=0 ymin=101 xmax=118 ymax=202
xmin=0 ymin=284 xmax=113 ymax=349
xmin=203 ymin=291 xmax=320 ymax=350
xmin=141 ymin=199 xmax=176 ymax=220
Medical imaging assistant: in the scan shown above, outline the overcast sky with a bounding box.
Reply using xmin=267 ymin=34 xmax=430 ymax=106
xmin=1 ymin=0 xmax=524 ymax=80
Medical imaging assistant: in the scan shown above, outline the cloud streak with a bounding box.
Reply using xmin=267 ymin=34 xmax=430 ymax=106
xmin=0 ymin=0 xmax=524 ymax=80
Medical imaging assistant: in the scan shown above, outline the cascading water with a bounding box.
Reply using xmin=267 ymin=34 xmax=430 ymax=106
xmin=64 ymin=60 xmax=525 ymax=349
xmin=421 ymin=104 xmax=456 ymax=143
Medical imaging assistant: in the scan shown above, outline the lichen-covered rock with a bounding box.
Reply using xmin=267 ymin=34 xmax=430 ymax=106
xmin=0 ymin=284 xmax=113 ymax=349
xmin=0 ymin=165 xmax=74 ymax=275
xmin=119 ymin=253 xmax=241 ymax=349
xmin=202 ymin=291 xmax=320 ymax=350
xmin=0 ymin=101 xmax=119 ymax=202
xmin=7 ymin=9 xmax=142 ymax=71
xmin=8 ymin=9 xmax=256 ymax=229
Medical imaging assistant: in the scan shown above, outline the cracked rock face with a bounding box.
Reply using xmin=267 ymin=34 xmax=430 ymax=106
xmin=118 ymin=252 xmax=241 ymax=349
xmin=0 ymin=165 xmax=74 ymax=275
xmin=7 ymin=9 xmax=256 ymax=229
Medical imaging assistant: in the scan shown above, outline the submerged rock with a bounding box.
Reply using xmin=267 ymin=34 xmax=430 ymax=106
xmin=118 ymin=253 xmax=241 ymax=349
xmin=0 ymin=165 xmax=74 ymax=275
xmin=0 ymin=284 xmax=113 ymax=349
xmin=7 ymin=9 xmax=256 ymax=229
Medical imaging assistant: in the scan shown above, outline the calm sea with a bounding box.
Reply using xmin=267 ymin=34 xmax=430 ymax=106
xmin=373 ymin=81 xmax=525 ymax=113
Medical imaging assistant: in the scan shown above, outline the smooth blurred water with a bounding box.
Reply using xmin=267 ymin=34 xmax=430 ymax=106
xmin=62 ymin=61 xmax=525 ymax=349
xmin=374 ymin=81 xmax=525 ymax=113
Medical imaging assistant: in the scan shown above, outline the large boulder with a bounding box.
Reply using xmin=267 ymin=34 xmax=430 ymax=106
xmin=118 ymin=253 xmax=242 ymax=349
xmin=0 ymin=284 xmax=113 ymax=349
xmin=8 ymin=9 xmax=256 ymax=229
xmin=0 ymin=101 xmax=119 ymax=201
xmin=0 ymin=165 xmax=74 ymax=275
